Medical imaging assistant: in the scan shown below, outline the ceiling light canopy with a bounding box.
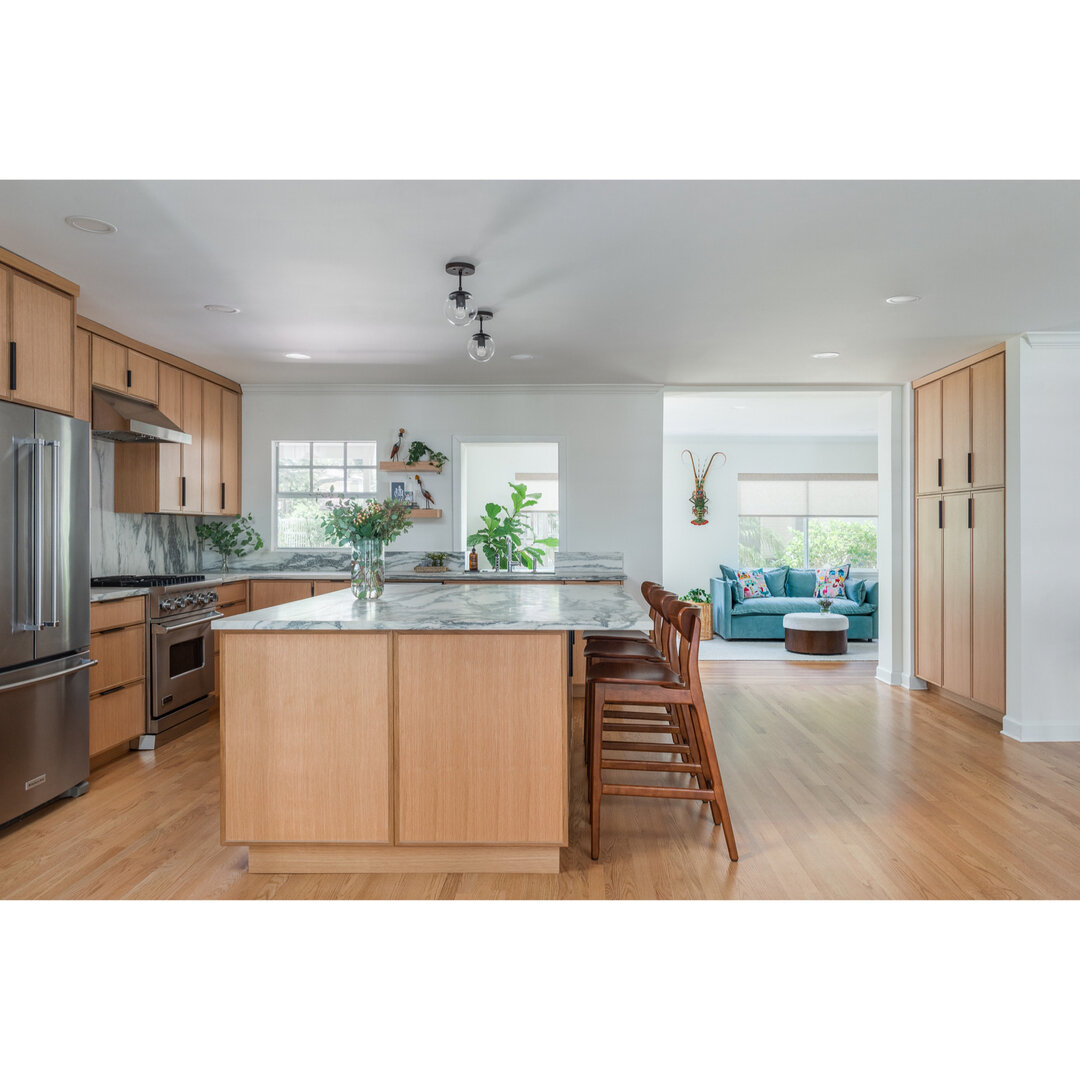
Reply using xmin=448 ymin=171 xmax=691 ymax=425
xmin=468 ymin=310 xmax=494 ymax=363
xmin=284 ymin=352 xmax=311 ymax=360
xmin=885 ymin=295 xmax=921 ymax=304
xmin=65 ymin=215 xmax=117 ymax=234
xmin=444 ymin=261 xmax=478 ymax=326
xmin=811 ymin=352 xmax=840 ymax=359
xmin=204 ymin=304 xmax=240 ymax=314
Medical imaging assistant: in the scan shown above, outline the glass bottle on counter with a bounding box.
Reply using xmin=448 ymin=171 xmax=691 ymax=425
xmin=469 ymin=547 xmax=479 ymax=572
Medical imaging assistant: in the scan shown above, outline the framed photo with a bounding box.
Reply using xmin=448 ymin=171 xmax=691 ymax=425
xmin=391 ymin=481 xmax=405 ymax=501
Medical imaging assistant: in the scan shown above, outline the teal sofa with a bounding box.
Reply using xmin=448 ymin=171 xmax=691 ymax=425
xmin=710 ymin=566 xmax=878 ymax=641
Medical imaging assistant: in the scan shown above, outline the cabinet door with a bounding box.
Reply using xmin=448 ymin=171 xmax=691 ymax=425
xmin=941 ymin=493 xmax=972 ymax=697
xmin=181 ymin=371 xmax=203 ymax=513
xmin=249 ymin=580 xmax=313 ymax=609
xmin=970 ymin=353 xmax=1005 ymax=489
xmin=74 ymin=328 xmax=92 ymax=422
xmin=915 ymin=380 xmax=943 ymax=495
xmin=91 ymin=334 xmax=127 ymax=394
xmin=971 ymin=489 xmax=1005 ymax=711
xmin=313 ymin=580 xmax=349 ymax=595
xmin=940 ymin=369 xmax=971 ymax=490
xmin=201 ymin=380 xmax=222 ymax=514
xmin=126 ymin=349 xmax=159 ymax=403
xmin=914 ymin=497 xmax=943 ymax=686
xmin=0 ymin=268 xmax=10 ymax=399
xmin=220 ymin=388 xmax=240 ymax=514
xmin=10 ymin=274 xmax=74 ymax=415
xmin=90 ymin=683 xmax=146 ymax=756
xmin=156 ymin=364 xmax=184 ymax=511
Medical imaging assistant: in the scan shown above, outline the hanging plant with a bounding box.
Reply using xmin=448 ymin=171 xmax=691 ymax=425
xmin=682 ymin=450 xmax=726 ymax=525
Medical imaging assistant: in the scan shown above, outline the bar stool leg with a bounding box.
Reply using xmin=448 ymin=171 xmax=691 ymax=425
xmin=590 ymin=682 xmax=607 ymax=861
xmin=687 ymin=696 xmax=738 ymax=861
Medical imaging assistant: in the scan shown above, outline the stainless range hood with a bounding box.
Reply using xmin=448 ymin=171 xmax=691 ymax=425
xmin=92 ymin=388 xmax=192 ymax=444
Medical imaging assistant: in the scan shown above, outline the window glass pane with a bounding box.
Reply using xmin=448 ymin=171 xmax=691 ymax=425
xmin=346 ymin=468 xmax=377 ymax=494
xmin=346 ymin=442 xmax=377 ymax=467
xmin=277 ymin=467 xmax=312 ymax=493
xmin=314 ymin=468 xmax=346 ymax=493
xmin=278 ymin=442 xmax=310 ymax=467
xmin=806 ymin=518 xmax=877 ymax=569
xmin=739 ymin=516 xmax=805 ymax=568
xmin=313 ymin=441 xmax=345 ymax=467
xmin=276 ymin=497 xmax=330 ymax=548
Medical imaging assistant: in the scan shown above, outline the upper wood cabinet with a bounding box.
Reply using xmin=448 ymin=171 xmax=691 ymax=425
xmin=5 ymin=272 xmax=76 ymax=415
xmin=221 ymin=388 xmax=240 ymax=515
xmin=0 ymin=268 xmax=9 ymax=398
xmin=91 ymin=334 xmax=159 ymax=404
xmin=126 ymin=349 xmax=159 ymax=403
xmin=74 ymin=327 xmax=92 ymax=422
xmin=180 ymin=371 xmax=203 ymax=512
xmin=201 ymin=381 xmax=222 ymax=514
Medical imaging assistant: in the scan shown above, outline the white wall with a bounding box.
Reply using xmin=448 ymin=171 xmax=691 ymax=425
xmin=661 ymin=433 xmax=879 ymax=598
xmin=1003 ymin=333 xmax=1080 ymax=741
xmin=240 ymin=384 xmax=663 ymax=590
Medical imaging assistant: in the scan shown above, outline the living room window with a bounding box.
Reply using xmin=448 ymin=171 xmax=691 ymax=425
xmin=273 ymin=440 xmax=377 ymax=548
xmin=737 ymin=473 xmax=878 ymax=570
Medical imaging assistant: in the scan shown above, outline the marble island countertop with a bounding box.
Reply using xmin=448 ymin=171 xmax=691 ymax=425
xmin=214 ymin=582 xmax=652 ymax=633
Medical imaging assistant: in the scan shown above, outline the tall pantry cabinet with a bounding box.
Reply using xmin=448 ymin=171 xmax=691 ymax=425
xmin=913 ymin=345 xmax=1006 ymax=713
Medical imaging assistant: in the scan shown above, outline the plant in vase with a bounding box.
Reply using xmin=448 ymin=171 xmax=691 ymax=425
xmin=679 ymin=587 xmax=713 ymax=639
xmin=818 ymin=597 xmax=835 ymax=614
xmin=466 ymin=482 xmax=559 ymax=571
xmin=321 ymin=495 xmax=413 ymax=599
xmin=426 ymin=551 xmax=450 ymax=568
xmin=195 ymin=513 xmax=264 ymax=574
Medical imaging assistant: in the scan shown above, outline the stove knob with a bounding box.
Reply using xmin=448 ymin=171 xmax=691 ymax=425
xmin=176 ymin=595 xmax=189 ymax=608
xmin=208 ymin=590 xmax=218 ymax=604
xmin=160 ymin=598 xmax=174 ymax=612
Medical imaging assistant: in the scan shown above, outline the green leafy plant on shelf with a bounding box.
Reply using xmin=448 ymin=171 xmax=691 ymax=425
xmin=467 ymin=482 xmax=559 ymax=570
xmin=679 ymin=587 xmax=710 ymax=604
xmin=195 ymin=513 xmax=264 ymax=574
xmin=405 ymin=440 xmax=448 ymax=469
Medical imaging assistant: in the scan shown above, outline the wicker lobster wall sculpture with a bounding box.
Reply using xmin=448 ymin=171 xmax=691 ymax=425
xmin=682 ymin=450 xmax=726 ymax=525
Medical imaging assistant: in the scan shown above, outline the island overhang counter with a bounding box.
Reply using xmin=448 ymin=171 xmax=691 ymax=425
xmin=215 ymin=582 xmax=652 ymax=874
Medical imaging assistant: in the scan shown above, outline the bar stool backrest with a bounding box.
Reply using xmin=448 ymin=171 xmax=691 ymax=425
xmin=674 ymin=602 xmax=703 ymax=695
xmin=658 ymin=593 xmax=683 ymax=665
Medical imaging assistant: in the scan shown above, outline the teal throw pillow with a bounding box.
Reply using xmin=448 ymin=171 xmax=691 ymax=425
xmin=786 ymin=569 xmax=816 ymax=597
xmin=718 ymin=563 xmax=738 ymax=581
xmin=764 ymin=567 xmax=788 ymax=597
xmin=845 ymin=578 xmax=867 ymax=604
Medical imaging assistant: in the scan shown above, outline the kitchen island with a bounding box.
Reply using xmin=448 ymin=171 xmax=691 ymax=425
xmin=215 ymin=582 xmax=651 ymax=874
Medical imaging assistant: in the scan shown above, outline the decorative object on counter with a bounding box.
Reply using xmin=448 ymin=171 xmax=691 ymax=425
xmin=390 ymin=428 xmax=406 ymax=461
xmin=679 ymin=586 xmax=714 ymax=639
xmin=469 ymin=546 xmax=479 ymax=572
xmin=467 ymin=310 xmax=495 ymax=363
xmin=425 ymin=552 xmax=450 ymax=567
xmin=818 ymin=597 xmax=835 ymax=614
xmin=443 ymin=260 xmax=478 ymax=326
xmin=682 ymin=449 xmax=726 ymax=525
xmin=414 ymin=474 xmax=436 ymax=507
xmin=195 ymin=513 xmax=264 ymax=574
xmin=321 ymin=495 xmax=414 ymax=600
xmin=404 ymin=440 xmax=448 ymax=469
xmin=466 ymin=482 xmax=559 ymax=570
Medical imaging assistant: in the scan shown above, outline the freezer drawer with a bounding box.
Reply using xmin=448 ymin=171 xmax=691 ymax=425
xmin=0 ymin=652 xmax=93 ymax=827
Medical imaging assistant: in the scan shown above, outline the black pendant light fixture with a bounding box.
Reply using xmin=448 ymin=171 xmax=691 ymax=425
xmin=467 ymin=310 xmax=494 ymax=363
xmin=444 ymin=261 xmax=478 ymax=326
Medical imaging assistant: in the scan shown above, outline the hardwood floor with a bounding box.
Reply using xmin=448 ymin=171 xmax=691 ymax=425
xmin=3 ymin=661 xmax=1079 ymax=899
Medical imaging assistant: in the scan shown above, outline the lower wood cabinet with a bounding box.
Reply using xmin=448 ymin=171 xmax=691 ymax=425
xmin=89 ymin=596 xmax=148 ymax=757
xmin=248 ymin=578 xmax=348 ymax=608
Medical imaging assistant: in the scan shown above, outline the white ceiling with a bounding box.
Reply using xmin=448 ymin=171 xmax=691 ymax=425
xmin=664 ymin=391 xmax=882 ymax=438
xmin=2 ymin=179 xmax=1079 ymax=388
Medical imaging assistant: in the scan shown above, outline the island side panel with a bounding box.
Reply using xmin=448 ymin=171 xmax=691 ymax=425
xmin=220 ymin=631 xmax=393 ymax=845
xmin=395 ymin=631 xmax=568 ymax=846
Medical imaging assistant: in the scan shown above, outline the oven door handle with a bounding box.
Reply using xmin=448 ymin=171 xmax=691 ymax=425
xmin=152 ymin=611 xmax=223 ymax=635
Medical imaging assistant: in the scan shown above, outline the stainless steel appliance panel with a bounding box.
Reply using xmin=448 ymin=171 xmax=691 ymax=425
xmin=0 ymin=651 xmax=93 ymax=826
xmin=32 ymin=410 xmax=90 ymax=661
xmin=0 ymin=400 xmax=36 ymax=669
xmin=151 ymin=611 xmax=217 ymax=719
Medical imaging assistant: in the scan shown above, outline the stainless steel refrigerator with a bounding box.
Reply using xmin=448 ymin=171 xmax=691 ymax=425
xmin=0 ymin=400 xmax=93 ymax=827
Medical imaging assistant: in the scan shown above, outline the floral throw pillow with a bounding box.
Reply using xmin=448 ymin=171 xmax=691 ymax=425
xmin=735 ymin=568 xmax=771 ymax=599
xmin=814 ymin=565 xmax=849 ymax=598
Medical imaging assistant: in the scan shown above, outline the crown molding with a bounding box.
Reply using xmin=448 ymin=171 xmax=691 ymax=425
xmin=241 ymin=382 xmax=664 ymax=396
xmin=1021 ymin=332 xmax=1080 ymax=348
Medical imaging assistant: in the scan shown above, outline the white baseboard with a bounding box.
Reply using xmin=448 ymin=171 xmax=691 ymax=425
xmin=876 ymin=667 xmax=902 ymax=686
xmin=1002 ymin=714 xmax=1080 ymax=742
xmin=901 ymin=673 xmax=928 ymax=690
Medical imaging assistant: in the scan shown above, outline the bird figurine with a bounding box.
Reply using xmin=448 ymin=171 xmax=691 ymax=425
xmin=415 ymin=474 xmax=436 ymax=508
xmin=390 ymin=428 xmax=406 ymax=461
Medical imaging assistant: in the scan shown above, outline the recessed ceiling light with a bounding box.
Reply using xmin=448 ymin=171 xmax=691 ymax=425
xmin=509 ymin=354 xmax=534 ymax=361
xmin=204 ymin=304 xmax=240 ymax=314
xmin=885 ymin=295 xmax=921 ymax=305
xmin=284 ymin=353 xmax=311 ymax=360
xmin=65 ymin=215 xmax=117 ymax=234
xmin=811 ymin=352 xmax=840 ymax=360
xmin=730 ymin=404 xmax=748 ymax=410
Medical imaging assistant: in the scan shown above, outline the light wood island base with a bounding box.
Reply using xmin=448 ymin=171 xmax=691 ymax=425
xmin=246 ymin=844 xmax=561 ymax=875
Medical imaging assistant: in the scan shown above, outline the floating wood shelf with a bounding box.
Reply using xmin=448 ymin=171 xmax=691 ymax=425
xmin=407 ymin=509 xmax=442 ymax=519
xmin=379 ymin=461 xmax=443 ymax=473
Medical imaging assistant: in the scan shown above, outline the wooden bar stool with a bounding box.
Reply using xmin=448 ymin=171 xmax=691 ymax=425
xmin=586 ymin=601 xmax=738 ymax=863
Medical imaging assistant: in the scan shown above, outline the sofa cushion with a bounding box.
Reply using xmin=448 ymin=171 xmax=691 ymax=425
xmin=845 ymin=578 xmax=867 ymax=604
xmin=730 ymin=596 xmax=876 ymax=617
xmin=786 ymin=569 xmax=816 ymax=597
xmin=735 ymin=568 xmax=770 ymax=598
xmin=814 ymin=564 xmax=850 ymax=598
xmin=764 ymin=567 xmax=789 ymax=597
xmin=718 ymin=563 xmax=738 ymax=582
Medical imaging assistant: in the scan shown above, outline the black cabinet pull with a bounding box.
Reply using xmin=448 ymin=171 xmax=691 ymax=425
xmin=95 ymin=625 xmax=128 ymax=636
xmin=98 ymin=685 xmax=124 ymax=696
xmin=968 ymin=497 xmax=973 ymax=529
xmin=938 ymin=500 xmax=943 ymax=529
xmin=8 ymin=342 xmax=15 ymax=391
xmin=181 ymin=476 xmax=187 ymax=507
xmin=937 ymin=458 xmax=942 ymax=487
xmin=221 ymin=481 xmax=226 ymax=510
xmin=967 ymin=452 xmax=972 ymax=484
xmin=126 ymin=369 xmax=132 ymax=388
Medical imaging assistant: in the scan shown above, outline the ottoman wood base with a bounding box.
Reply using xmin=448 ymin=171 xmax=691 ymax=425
xmin=784 ymin=627 xmax=848 ymax=655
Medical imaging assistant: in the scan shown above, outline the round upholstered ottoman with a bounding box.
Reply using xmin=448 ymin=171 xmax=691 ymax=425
xmin=783 ymin=613 xmax=849 ymax=655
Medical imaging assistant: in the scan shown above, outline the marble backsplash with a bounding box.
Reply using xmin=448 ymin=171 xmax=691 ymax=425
xmin=91 ymin=439 xmax=201 ymax=576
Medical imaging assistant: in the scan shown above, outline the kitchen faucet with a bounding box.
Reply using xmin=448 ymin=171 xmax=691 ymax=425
xmin=506 ymin=537 xmax=514 ymax=571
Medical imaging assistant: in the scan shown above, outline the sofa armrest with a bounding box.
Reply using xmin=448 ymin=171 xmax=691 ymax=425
xmin=710 ymin=576 xmax=735 ymax=639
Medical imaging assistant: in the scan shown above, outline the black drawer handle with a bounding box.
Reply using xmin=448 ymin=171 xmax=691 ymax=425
xmin=126 ymin=369 xmax=132 ymax=388
xmin=221 ymin=481 xmax=226 ymax=510
xmin=181 ymin=475 xmax=187 ymax=507
xmin=97 ymin=685 xmax=124 ymax=697
xmin=95 ymin=624 xmax=131 ymax=635
xmin=8 ymin=341 xmax=15 ymax=392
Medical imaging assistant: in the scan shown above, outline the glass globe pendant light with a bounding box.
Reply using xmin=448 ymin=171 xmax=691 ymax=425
xmin=467 ymin=310 xmax=494 ymax=363
xmin=444 ymin=261 xmax=478 ymax=326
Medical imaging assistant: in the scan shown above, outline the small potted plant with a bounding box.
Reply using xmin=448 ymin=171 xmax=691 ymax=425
xmin=426 ymin=551 xmax=450 ymax=568
xmin=818 ymin=597 xmax=835 ymax=614
xmin=196 ymin=513 xmax=264 ymax=574
xmin=322 ymin=495 xmax=413 ymax=599
xmin=679 ymin=586 xmax=713 ymax=640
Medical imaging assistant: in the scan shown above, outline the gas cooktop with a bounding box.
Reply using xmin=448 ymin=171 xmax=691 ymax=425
xmin=91 ymin=574 xmax=206 ymax=588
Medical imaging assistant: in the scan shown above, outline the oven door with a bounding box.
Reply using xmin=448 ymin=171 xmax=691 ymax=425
xmin=151 ymin=611 xmax=220 ymax=718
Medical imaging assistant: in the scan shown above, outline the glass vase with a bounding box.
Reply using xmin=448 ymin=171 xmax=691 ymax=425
xmin=351 ymin=539 xmax=385 ymax=600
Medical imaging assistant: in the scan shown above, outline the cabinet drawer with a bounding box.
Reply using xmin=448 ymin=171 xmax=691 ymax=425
xmin=90 ymin=682 xmax=146 ymax=756
xmin=91 ymin=595 xmax=146 ymax=632
xmin=90 ymin=624 xmax=146 ymax=693
xmin=217 ymin=581 xmax=248 ymax=605
xmin=214 ymin=600 xmax=249 ymax=655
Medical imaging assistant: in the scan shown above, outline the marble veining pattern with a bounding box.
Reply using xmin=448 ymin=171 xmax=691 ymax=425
xmin=90 ymin=586 xmax=151 ymax=601
xmin=215 ymin=582 xmax=651 ymax=633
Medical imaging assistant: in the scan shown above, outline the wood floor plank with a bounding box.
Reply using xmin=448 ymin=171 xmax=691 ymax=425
xmin=2 ymin=662 xmax=1080 ymax=900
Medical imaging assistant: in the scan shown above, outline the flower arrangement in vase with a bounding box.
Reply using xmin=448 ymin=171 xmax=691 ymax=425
xmin=321 ymin=495 xmax=413 ymax=599
xmin=818 ymin=597 xmax=835 ymax=614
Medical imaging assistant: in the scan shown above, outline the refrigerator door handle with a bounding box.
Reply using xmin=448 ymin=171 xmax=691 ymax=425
xmin=0 ymin=657 xmax=96 ymax=695
xmin=33 ymin=436 xmax=45 ymax=631
xmin=42 ymin=439 xmax=61 ymax=629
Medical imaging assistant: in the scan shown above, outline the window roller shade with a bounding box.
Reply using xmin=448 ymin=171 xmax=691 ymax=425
xmin=738 ymin=475 xmax=878 ymax=517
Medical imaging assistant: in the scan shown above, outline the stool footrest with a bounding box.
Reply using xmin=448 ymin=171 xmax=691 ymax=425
xmin=601 ymin=722 xmax=681 ymax=734
xmin=601 ymin=759 xmax=703 ymax=774
xmin=602 ymin=708 xmax=671 ymax=720
xmin=601 ymin=740 xmax=690 ymax=754
xmin=602 ymin=783 xmax=716 ymax=800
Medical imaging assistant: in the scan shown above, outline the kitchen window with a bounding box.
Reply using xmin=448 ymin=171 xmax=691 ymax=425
xmin=273 ymin=440 xmax=377 ymax=548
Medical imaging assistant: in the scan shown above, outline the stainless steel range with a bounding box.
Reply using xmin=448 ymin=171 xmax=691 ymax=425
xmin=90 ymin=574 xmax=223 ymax=748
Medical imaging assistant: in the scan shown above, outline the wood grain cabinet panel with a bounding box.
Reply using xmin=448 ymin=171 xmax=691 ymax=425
xmin=249 ymin=580 xmax=313 ymax=609
xmin=180 ymin=371 xmax=203 ymax=512
xmin=0 ymin=268 xmax=9 ymax=398
xmin=941 ymin=369 xmax=971 ymax=491
xmin=915 ymin=380 xmax=943 ymax=495
xmin=941 ymin=493 xmax=972 ymax=698
xmin=220 ymin=388 xmax=240 ymax=514
xmin=914 ymin=497 xmax=943 ymax=687
xmin=90 ymin=595 xmax=147 ymax=632
xmin=89 ymin=683 xmax=146 ymax=757
xmin=10 ymin=274 xmax=74 ymax=415
xmin=216 ymin=581 xmax=249 ymax=606
xmin=91 ymin=334 xmax=127 ymax=394
xmin=201 ymin=381 xmax=222 ymax=514
xmin=971 ymin=489 xmax=1006 ymax=711
xmin=313 ymin=580 xmax=349 ymax=595
xmin=89 ymin=623 xmax=146 ymax=693
xmin=970 ymin=352 xmax=1005 ymax=488
xmin=125 ymin=349 xmax=158 ymax=403
xmin=74 ymin=327 xmax=92 ymax=422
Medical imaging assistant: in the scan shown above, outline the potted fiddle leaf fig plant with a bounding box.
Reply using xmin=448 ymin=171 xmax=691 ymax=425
xmin=467 ymin=482 xmax=559 ymax=571
xmin=196 ymin=513 xmax=264 ymax=574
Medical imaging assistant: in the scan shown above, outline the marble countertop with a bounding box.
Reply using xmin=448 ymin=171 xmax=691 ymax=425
xmin=215 ymin=582 xmax=652 ymax=633
xmin=91 ymin=586 xmax=150 ymax=601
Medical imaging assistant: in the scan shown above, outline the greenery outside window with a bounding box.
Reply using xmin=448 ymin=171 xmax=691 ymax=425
xmin=273 ymin=440 xmax=377 ymax=548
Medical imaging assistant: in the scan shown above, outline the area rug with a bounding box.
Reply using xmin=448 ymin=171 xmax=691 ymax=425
xmin=698 ymin=637 xmax=878 ymax=662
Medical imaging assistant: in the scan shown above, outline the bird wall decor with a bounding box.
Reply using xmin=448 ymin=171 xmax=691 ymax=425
xmin=415 ymin=474 xmax=436 ymax=508
xmin=682 ymin=450 xmax=726 ymax=525
xmin=390 ymin=428 xmax=406 ymax=461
